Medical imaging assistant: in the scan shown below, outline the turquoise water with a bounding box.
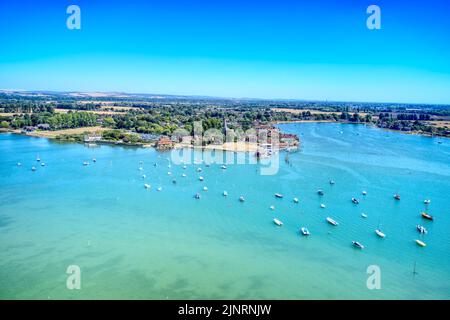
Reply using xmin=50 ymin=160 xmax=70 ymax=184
xmin=0 ymin=123 xmax=449 ymax=299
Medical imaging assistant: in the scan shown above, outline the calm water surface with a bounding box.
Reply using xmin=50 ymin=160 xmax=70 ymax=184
xmin=0 ymin=123 xmax=449 ymax=299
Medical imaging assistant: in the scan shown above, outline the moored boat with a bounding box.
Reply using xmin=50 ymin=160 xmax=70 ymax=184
xmin=317 ymin=189 xmax=324 ymax=196
xmin=362 ymin=191 xmax=367 ymax=196
xmin=275 ymin=193 xmax=283 ymax=198
xmin=361 ymin=213 xmax=368 ymax=218
xmin=421 ymin=212 xmax=434 ymax=221
xmin=352 ymin=241 xmax=365 ymax=249
xmin=394 ymin=194 xmax=401 ymax=200
xmin=320 ymin=204 xmax=326 ymax=208
xmin=375 ymin=229 xmax=386 ymax=238
xmin=351 ymin=197 xmax=359 ymax=204
xmin=326 ymin=217 xmax=338 ymax=226
xmin=144 ymin=183 xmax=151 ymax=189
xmin=416 ymin=225 xmax=428 ymax=234
xmin=199 ymin=176 xmax=204 ymax=181
xmin=194 ymin=193 xmax=201 ymax=199
xmin=415 ymin=239 xmax=426 ymax=247
xmin=223 ymin=191 xmax=228 ymax=197
xmin=239 ymin=196 xmax=245 ymax=202
xmin=293 ymin=197 xmax=299 ymax=203
xmin=273 ymin=218 xmax=283 ymax=226
xmin=300 ymin=227 xmax=310 ymax=236
xmin=423 ymin=199 xmax=431 ymax=204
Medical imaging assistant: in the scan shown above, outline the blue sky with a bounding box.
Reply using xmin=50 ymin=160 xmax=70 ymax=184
xmin=1 ymin=0 xmax=450 ymax=104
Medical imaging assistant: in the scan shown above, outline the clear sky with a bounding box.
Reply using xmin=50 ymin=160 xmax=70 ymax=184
xmin=1 ymin=0 xmax=449 ymax=104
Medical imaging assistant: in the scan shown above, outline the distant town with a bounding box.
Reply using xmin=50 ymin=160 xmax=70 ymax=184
xmin=0 ymin=90 xmax=449 ymax=154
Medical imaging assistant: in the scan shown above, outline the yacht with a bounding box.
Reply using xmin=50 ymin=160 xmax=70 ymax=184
xmin=275 ymin=193 xmax=283 ymax=198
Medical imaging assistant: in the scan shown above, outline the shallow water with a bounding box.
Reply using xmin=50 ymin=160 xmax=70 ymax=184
xmin=0 ymin=123 xmax=449 ymax=299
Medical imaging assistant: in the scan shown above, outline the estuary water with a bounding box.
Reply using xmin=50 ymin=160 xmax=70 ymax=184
xmin=0 ymin=122 xmax=449 ymax=299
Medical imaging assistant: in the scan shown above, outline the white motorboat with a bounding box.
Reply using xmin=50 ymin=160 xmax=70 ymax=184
xmin=423 ymin=199 xmax=431 ymax=204
xmin=223 ymin=191 xmax=228 ymax=197
xmin=157 ymin=187 xmax=162 ymax=192
xmin=144 ymin=184 xmax=151 ymax=189
xmin=293 ymin=197 xmax=299 ymax=203
xmin=320 ymin=204 xmax=326 ymax=208
xmin=352 ymin=241 xmax=365 ymax=249
xmin=199 ymin=176 xmax=204 ymax=181
xmin=203 ymin=186 xmax=208 ymax=191
xmin=182 ymin=173 xmax=187 ymax=177
xmin=326 ymin=217 xmax=338 ymax=226
xmin=351 ymin=198 xmax=359 ymax=204
xmin=416 ymin=225 xmax=428 ymax=234
xmin=362 ymin=191 xmax=367 ymax=196
xmin=239 ymin=196 xmax=245 ymax=202
xmin=300 ymin=227 xmax=310 ymax=236
xmin=31 ymin=166 xmax=36 ymax=171
xmin=361 ymin=213 xmax=368 ymax=218
xmin=273 ymin=218 xmax=283 ymax=226
xmin=221 ymin=165 xmax=227 ymax=169
xmin=275 ymin=193 xmax=283 ymax=198
xmin=375 ymin=229 xmax=386 ymax=238
xmin=269 ymin=205 xmax=275 ymax=210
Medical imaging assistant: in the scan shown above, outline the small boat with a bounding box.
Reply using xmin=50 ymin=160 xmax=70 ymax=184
xmin=269 ymin=205 xmax=275 ymax=210
xmin=394 ymin=194 xmax=401 ymax=200
xmin=223 ymin=191 xmax=228 ymax=197
xmin=41 ymin=162 xmax=45 ymax=166
xmin=195 ymin=193 xmax=201 ymax=199
xmin=142 ymin=174 xmax=146 ymax=179
xmin=144 ymin=184 xmax=151 ymax=189
xmin=326 ymin=217 xmax=338 ymax=226
xmin=320 ymin=204 xmax=326 ymax=208
xmin=221 ymin=165 xmax=227 ymax=170
xmin=36 ymin=156 xmax=41 ymax=162
xmin=317 ymin=189 xmax=324 ymax=196
xmin=92 ymin=158 xmax=97 ymax=163
xmin=329 ymin=180 xmax=335 ymax=185
xmin=157 ymin=187 xmax=162 ymax=192
xmin=138 ymin=167 xmax=143 ymax=171
xmin=361 ymin=213 xmax=368 ymax=218
xmin=167 ymin=172 xmax=172 ymax=175
xmin=416 ymin=225 xmax=428 ymax=234
xmin=275 ymin=193 xmax=283 ymax=198
xmin=352 ymin=241 xmax=365 ymax=249
xmin=362 ymin=191 xmax=367 ymax=196
xmin=197 ymin=168 xmax=202 ymax=172
xmin=273 ymin=218 xmax=283 ymax=226
xmin=31 ymin=166 xmax=36 ymax=171
xmin=183 ymin=165 xmax=187 ymax=169
xmin=421 ymin=212 xmax=434 ymax=221
xmin=181 ymin=173 xmax=187 ymax=177
xmin=199 ymin=176 xmax=204 ymax=181
xmin=415 ymin=239 xmax=426 ymax=247
xmin=300 ymin=227 xmax=310 ymax=236
xmin=17 ymin=162 xmax=22 ymax=166
xmin=375 ymin=229 xmax=386 ymax=238
xmin=83 ymin=161 xmax=89 ymax=166
xmin=293 ymin=197 xmax=299 ymax=203
xmin=423 ymin=199 xmax=431 ymax=204
xmin=203 ymin=186 xmax=208 ymax=191
xmin=351 ymin=198 xmax=359 ymax=204
xmin=172 ymin=179 xmax=177 ymax=184
xmin=239 ymin=196 xmax=245 ymax=202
